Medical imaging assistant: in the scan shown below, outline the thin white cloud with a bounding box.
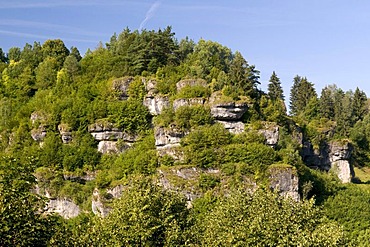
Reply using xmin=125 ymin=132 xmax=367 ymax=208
xmin=0 ymin=19 xmax=106 ymax=37
xmin=0 ymin=30 xmax=98 ymax=43
xmin=139 ymin=1 xmax=162 ymax=30
xmin=0 ymin=0 xmax=143 ymax=9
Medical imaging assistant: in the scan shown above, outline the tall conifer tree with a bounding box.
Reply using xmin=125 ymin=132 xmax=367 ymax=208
xmin=289 ymin=75 xmax=317 ymax=116
xmin=267 ymin=71 xmax=284 ymax=101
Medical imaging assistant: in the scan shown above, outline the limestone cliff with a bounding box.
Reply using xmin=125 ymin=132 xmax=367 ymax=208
xmin=302 ymin=139 xmax=354 ymax=183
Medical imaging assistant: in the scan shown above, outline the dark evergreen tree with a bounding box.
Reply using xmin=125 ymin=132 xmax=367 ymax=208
xmin=177 ymin=36 xmax=195 ymax=61
xmin=334 ymin=90 xmax=353 ymax=137
xmin=0 ymin=48 xmax=7 ymax=63
xmin=319 ymin=86 xmax=335 ymax=120
xmin=229 ymin=51 xmax=260 ymax=98
xmin=352 ymin=87 xmax=367 ymax=124
xmin=70 ymin=46 xmax=82 ymax=61
xmin=289 ymin=75 xmax=317 ymax=116
xmin=267 ymin=71 xmax=284 ymax=101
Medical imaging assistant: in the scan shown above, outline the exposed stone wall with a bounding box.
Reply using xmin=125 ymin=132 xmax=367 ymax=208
xmin=268 ymin=165 xmax=300 ymax=201
xmin=257 ymin=122 xmax=280 ymax=147
xmin=301 ymin=140 xmax=354 ymax=183
xmin=46 ymin=198 xmax=80 ymax=219
xmin=143 ymin=95 xmax=170 ymax=115
xmin=216 ymin=120 xmax=245 ymax=134
xmin=88 ymin=121 xmax=137 ymax=154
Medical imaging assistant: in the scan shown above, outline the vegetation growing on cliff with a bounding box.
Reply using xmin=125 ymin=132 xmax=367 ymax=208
xmin=0 ymin=26 xmax=370 ymax=245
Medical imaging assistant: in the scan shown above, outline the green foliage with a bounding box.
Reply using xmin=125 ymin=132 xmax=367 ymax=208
xmin=83 ymin=179 xmax=190 ymax=246
xmin=127 ymin=76 xmax=146 ymax=100
xmin=295 ymin=163 xmax=341 ymax=204
xmin=96 ymin=134 xmax=158 ymax=187
xmin=289 ymin=75 xmax=317 ymax=116
xmin=176 ymin=84 xmax=210 ymax=99
xmin=267 ymin=71 xmax=284 ymax=101
xmin=198 ymin=174 xmax=220 ymax=191
xmin=0 ymin=156 xmax=58 ymax=246
xmin=41 ymin=39 xmax=70 ymax=68
xmin=174 ymin=105 xmax=213 ymax=130
xmin=260 ymin=95 xmax=287 ymax=125
xmin=195 ymin=188 xmax=347 ymax=246
xmin=319 ymin=85 xmax=335 ymax=119
xmin=2 ymin=27 xmax=370 ymax=245
xmin=182 ymin=124 xmax=232 ymax=168
xmin=323 ymin=185 xmax=370 ymax=245
xmin=107 ymin=99 xmax=151 ymax=133
xmin=219 ymin=142 xmax=278 ymax=178
xmin=156 ymin=65 xmax=184 ymax=95
xmin=35 ymin=57 xmax=59 ymax=89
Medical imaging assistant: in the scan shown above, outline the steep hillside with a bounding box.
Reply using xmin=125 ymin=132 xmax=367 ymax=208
xmin=0 ymin=27 xmax=369 ymax=245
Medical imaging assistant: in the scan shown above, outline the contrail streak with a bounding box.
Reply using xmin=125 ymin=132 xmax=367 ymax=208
xmin=139 ymin=1 xmax=161 ymax=30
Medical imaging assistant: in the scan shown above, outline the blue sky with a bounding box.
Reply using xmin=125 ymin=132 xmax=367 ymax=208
xmin=1 ymin=0 xmax=370 ymax=99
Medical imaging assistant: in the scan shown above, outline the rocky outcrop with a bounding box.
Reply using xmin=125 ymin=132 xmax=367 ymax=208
xmin=58 ymin=124 xmax=72 ymax=144
xmin=173 ymin=98 xmax=206 ymax=111
xmin=268 ymin=165 xmax=300 ymax=201
xmin=63 ymin=172 xmax=96 ymax=184
xmin=88 ymin=121 xmax=137 ymax=154
xmin=46 ymin=198 xmax=80 ymax=219
xmin=154 ymin=126 xmax=185 ymax=147
xmin=143 ymin=95 xmax=170 ymax=115
xmin=329 ymin=141 xmax=353 ymax=162
xmin=302 ymin=140 xmax=354 ymax=183
xmin=31 ymin=126 xmax=47 ymax=142
xmin=158 ymin=167 xmax=220 ymax=204
xmin=111 ymin=76 xmax=134 ymax=100
xmin=176 ymin=79 xmax=207 ymax=92
xmin=91 ymin=185 xmax=124 ymax=217
xmin=216 ymin=120 xmax=245 ymax=134
xmin=210 ymin=102 xmax=248 ymax=120
xmin=30 ymin=111 xmax=49 ymax=143
xmin=258 ymin=122 xmax=280 ymax=147
xmin=329 ymin=141 xmax=354 ymax=183
xmin=155 ymin=126 xmax=186 ymax=160
xmin=92 ymin=188 xmax=110 ymax=217
xmin=30 ymin=111 xmax=48 ymax=125
xmin=97 ymin=141 xmax=131 ymax=154
xmin=143 ymin=78 xmax=158 ymax=95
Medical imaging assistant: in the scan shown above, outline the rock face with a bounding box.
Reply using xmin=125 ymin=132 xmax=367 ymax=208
xmin=88 ymin=121 xmax=137 ymax=154
xmin=92 ymin=188 xmax=110 ymax=217
xmin=112 ymin=76 xmax=134 ymax=100
xmin=155 ymin=126 xmax=185 ymax=160
xmin=91 ymin=185 xmax=124 ymax=217
xmin=158 ymin=167 xmax=220 ymax=204
xmin=154 ymin=126 xmax=185 ymax=147
xmin=143 ymin=78 xmax=158 ymax=95
xmin=30 ymin=111 xmax=48 ymax=143
xmin=216 ymin=120 xmax=245 ymax=134
xmin=268 ymin=165 xmax=300 ymax=201
xmin=58 ymin=124 xmax=72 ymax=144
xmin=97 ymin=141 xmax=130 ymax=154
xmin=258 ymin=122 xmax=280 ymax=147
xmin=329 ymin=141 xmax=354 ymax=183
xmin=210 ymin=102 xmax=248 ymax=120
xmin=302 ymin=140 xmax=354 ymax=183
xmin=173 ymin=98 xmax=206 ymax=111
xmin=31 ymin=127 xmax=47 ymax=142
xmin=63 ymin=172 xmax=96 ymax=184
xmin=46 ymin=198 xmax=80 ymax=219
xmin=143 ymin=95 xmax=170 ymax=115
